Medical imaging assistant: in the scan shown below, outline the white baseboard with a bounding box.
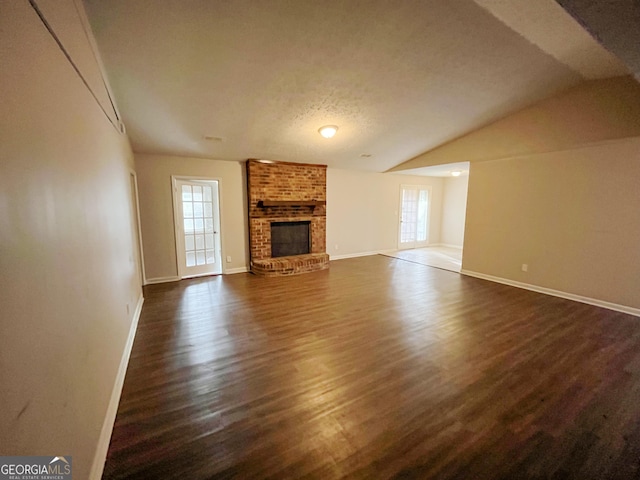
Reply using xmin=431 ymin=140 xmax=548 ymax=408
xmin=460 ymin=269 xmax=640 ymax=318
xmin=90 ymin=293 xmax=144 ymax=480
xmin=330 ymin=250 xmax=395 ymax=261
xmin=144 ymin=275 xmax=180 ymax=285
xmin=224 ymin=266 xmax=249 ymax=274
xmin=431 ymin=243 xmax=463 ymax=250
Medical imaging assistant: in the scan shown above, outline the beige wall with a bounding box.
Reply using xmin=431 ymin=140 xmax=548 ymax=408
xmin=327 ymin=169 xmax=443 ymax=257
xmin=0 ymin=2 xmax=140 ymax=478
xmin=135 ymin=154 xmax=248 ymax=280
xmin=462 ymin=137 xmax=640 ymax=309
xmin=440 ymin=175 xmax=469 ymax=247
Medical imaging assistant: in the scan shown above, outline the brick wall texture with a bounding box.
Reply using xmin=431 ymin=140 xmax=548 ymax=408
xmin=246 ymin=159 xmax=329 ymax=275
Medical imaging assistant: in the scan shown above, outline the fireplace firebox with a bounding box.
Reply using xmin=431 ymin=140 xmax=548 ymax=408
xmin=271 ymin=221 xmax=310 ymax=258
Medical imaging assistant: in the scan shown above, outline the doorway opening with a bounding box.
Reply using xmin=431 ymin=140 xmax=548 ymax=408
xmin=390 ymin=163 xmax=469 ymax=273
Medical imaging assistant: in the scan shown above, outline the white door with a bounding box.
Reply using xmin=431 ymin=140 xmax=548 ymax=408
xmin=173 ymin=178 xmax=222 ymax=277
xmin=398 ymin=185 xmax=430 ymax=249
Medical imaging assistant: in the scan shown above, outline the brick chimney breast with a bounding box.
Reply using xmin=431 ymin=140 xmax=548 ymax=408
xmin=246 ymin=159 xmax=329 ymax=276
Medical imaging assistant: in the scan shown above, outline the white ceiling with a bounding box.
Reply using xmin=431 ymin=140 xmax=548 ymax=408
xmin=84 ymin=0 xmax=628 ymax=172
xmin=396 ymin=162 xmax=470 ymax=178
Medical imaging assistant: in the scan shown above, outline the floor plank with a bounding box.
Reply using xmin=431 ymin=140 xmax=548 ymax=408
xmin=103 ymin=255 xmax=640 ymax=479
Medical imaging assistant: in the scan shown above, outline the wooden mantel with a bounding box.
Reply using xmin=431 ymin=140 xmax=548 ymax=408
xmin=258 ymin=200 xmax=326 ymax=208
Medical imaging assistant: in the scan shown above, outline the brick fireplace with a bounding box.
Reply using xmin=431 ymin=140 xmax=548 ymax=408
xmin=247 ymin=159 xmax=330 ymax=276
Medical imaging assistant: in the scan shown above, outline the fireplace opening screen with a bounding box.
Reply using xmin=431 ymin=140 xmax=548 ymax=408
xmin=271 ymin=221 xmax=311 ymax=257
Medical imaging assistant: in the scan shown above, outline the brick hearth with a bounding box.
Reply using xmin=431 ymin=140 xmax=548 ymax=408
xmin=247 ymin=159 xmax=329 ymax=276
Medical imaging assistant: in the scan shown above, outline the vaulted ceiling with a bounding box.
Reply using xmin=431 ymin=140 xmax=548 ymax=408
xmin=84 ymin=0 xmax=632 ymax=172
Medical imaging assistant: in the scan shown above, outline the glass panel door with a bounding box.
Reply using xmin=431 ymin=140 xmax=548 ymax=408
xmin=399 ymin=185 xmax=430 ymax=249
xmin=174 ymin=178 xmax=222 ymax=277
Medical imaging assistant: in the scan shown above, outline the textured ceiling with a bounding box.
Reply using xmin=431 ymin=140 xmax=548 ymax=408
xmin=396 ymin=162 xmax=470 ymax=178
xmin=83 ymin=0 xmax=628 ymax=172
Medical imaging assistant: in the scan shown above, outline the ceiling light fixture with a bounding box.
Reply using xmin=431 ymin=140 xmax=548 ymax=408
xmin=451 ymin=170 xmax=462 ymax=177
xmin=318 ymin=125 xmax=338 ymax=138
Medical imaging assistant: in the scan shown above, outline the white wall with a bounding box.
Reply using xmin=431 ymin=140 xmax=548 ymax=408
xmin=0 ymin=2 xmax=140 ymax=479
xmin=327 ymin=169 xmax=443 ymax=258
xmin=440 ymin=175 xmax=469 ymax=247
xmin=135 ymin=154 xmax=248 ymax=281
xmin=135 ymin=160 xmax=445 ymax=278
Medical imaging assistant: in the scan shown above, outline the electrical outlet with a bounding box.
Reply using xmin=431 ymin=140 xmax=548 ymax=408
xmin=226 ymin=255 xmax=232 ymax=263
xmin=521 ymin=264 xmax=528 ymax=272
xmin=334 ymin=244 xmax=339 ymax=250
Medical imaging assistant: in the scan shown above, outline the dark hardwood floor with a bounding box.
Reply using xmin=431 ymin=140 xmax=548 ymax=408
xmin=102 ymin=255 xmax=640 ymax=479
